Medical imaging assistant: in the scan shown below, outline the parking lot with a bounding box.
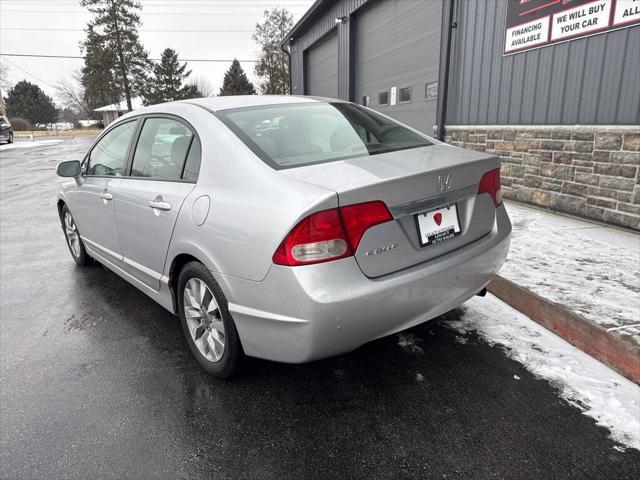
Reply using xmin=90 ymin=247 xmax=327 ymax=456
xmin=1 ymin=138 xmax=639 ymax=479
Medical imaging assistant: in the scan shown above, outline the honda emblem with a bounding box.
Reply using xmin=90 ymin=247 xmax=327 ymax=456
xmin=437 ymin=173 xmax=452 ymax=193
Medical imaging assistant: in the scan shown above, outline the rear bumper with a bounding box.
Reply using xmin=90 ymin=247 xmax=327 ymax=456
xmin=223 ymin=205 xmax=511 ymax=363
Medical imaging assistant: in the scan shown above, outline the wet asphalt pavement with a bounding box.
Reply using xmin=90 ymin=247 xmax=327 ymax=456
xmin=1 ymin=138 xmax=639 ymax=479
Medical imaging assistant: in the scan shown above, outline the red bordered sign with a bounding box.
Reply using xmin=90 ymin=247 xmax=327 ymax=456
xmin=504 ymin=0 xmax=640 ymax=55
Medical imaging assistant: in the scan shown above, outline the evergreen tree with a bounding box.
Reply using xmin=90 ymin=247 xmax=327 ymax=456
xmin=80 ymin=0 xmax=150 ymax=111
xmin=143 ymin=48 xmax=200 ymax=105
xmin=81 ymin=24 xmax=121 ymax=110
xmin=219 ymin=59 xmax=256 ymax=96
xmin=5 ymin=80 xmax=57 ymax=125
xmin=253 ymin=9 xmax=294 ymax=94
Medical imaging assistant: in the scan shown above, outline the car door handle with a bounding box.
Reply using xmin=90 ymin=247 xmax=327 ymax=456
xmin=148 ymin=200 xmax=172 ymax=211
xmin=100 ymin=192 xmax=113 ymax=201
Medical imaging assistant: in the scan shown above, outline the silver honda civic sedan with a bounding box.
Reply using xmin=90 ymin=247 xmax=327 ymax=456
xmin=56 ymin=96 xmax=511 ymax=378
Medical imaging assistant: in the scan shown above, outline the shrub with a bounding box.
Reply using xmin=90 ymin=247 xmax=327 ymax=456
xmin=8 ymin=117 xmax=31 ymax=131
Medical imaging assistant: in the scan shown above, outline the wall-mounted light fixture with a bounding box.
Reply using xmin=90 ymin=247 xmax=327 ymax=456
xmin=334 ymin=16 xmax=347 ymax=24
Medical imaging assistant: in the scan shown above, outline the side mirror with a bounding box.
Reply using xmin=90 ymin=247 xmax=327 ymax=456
xmin=56 ymin=160 xmax=81 ymax=178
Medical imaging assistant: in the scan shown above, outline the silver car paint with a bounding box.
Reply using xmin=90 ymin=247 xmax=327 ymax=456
xmin=281 ymin=145 xmax=501 ymax=277
xmin=64 ymin=176 xmax=124 ymax=266
xmin=222 ymin=206 xmax=510 ymax=362
xmin=114 ymin=178 xmax=195 ymax=290
xmin=58 ymin=96 xmax=511 ymax=363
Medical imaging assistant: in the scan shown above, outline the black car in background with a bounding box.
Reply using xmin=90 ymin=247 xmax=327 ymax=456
xmin=0 ymin=116 xmax=13 ymax=144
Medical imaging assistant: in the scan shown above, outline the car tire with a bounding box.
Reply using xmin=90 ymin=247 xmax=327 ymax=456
xmin=177 ymin=261 xmax=242 ymax=378
xmin=7 ymin=132 xmax=13 ymax=144
xmin=60 ymin=204 xmax=92 ymax=266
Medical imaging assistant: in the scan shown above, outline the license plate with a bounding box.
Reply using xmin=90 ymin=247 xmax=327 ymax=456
xmin=416 ymin=203 xmax=461 ymax=247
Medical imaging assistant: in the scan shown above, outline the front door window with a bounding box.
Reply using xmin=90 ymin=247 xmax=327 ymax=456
xmin=86 ymin=121 xmax=137 ymax=176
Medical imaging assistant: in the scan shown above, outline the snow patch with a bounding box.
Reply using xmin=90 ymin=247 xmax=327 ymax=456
xmin=502 ymin=202 xmax=640 ymax=344
xmin=455 ymin=335 xmax=468 ymax=345
xmin=0 ymin=140 xmax=64 ymax=151
xmin=450 ymin=295 xmax=640 ymax=451
xmin=397 ymin=333 xmax=424 ymax=354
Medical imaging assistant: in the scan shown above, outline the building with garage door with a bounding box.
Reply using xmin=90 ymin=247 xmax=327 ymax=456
xmin=281 ymin=0 xmax=640 ymax=230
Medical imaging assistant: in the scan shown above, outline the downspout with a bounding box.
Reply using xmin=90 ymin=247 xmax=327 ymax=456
xmin=437 ymin=0 xmax=456 ymax=141
xmin=281 ymin=43 xmax=292 ymax=95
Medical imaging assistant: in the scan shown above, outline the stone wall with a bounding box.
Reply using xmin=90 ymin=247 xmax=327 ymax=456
xmin=444 ymin=125 xmax=640 ymax=231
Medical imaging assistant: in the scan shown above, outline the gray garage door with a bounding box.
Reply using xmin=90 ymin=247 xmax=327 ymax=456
xmin=355 ymin=0 xmax=442 ymax=132
xmin=304 ymin=32 xmax=338 ymax=98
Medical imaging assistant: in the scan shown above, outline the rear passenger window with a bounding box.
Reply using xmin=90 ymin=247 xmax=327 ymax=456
xmin=131 ymin=118 xmax=194 ymax=180
xmin=182 ymin=137 xmax=201 ymax=182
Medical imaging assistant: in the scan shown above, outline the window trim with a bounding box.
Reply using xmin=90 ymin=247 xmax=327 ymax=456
xmin=378 ymin=91 xmax=389 ymax=106
xmin=125 ymin=113 xmax=201 ymax=183
xmin=82 ymin=117 xmax=140 ymax=178
xmin=398 ymin=86 xmax=413 ymax=104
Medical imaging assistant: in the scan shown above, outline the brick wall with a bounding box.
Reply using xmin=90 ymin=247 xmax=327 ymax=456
xmin=444 ymin=126 xmax=640 ymax=231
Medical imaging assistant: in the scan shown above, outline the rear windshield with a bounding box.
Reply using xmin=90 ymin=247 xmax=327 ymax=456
xmin=216 ymin=102 xmax=433 ymax=169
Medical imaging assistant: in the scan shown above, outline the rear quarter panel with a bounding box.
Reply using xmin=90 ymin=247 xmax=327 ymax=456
xmin=163 ymin=104 xmax=338 ymax=282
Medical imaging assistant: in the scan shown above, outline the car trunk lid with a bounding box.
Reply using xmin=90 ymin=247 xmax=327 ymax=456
xmin=281 ymin=145 xmax=501 ymax=277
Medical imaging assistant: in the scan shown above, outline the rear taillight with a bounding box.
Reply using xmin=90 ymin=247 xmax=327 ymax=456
xmin=273 ymin=201 xmax=393 ymax=266
xmin=339 ymin=201 xmax=393 ymax=251
xmin=272 ymin=209 xmax=351 ymax=266
xmin=478 ymin=168 xmax=503 ymax=207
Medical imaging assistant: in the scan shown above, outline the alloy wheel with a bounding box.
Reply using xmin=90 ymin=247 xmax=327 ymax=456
xmin=183 ymin=278 xmax=226 ymax=362
xmin=64 ymin=211 xmax=81 ymax=258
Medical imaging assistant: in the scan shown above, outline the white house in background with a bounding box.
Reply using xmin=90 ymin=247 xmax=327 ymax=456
xmin=94 ymin=97 xmax=143 ymax=126
xmin=78 ymin=119 xmax=100 ymax=128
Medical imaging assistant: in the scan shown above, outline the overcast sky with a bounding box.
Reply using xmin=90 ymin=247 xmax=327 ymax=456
xmin=0 ymin=0 xmax=314 ymax=102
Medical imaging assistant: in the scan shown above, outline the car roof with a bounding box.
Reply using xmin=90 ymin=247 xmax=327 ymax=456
xmin=180 ymin=95 xmax=348 ymax=112
xmin=113 ymin=95 xmax=351 ymax=123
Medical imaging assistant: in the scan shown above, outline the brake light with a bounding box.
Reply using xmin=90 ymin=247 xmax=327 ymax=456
xmin=339 ymin=201 xmax=393 ymax=251
xmin=478 ymin=168 xmax=503 ymax=207
xmin=272 ymin=209 xmax=352 ymax=266
xmin=273 ymin=201 xmax=393 ymax=266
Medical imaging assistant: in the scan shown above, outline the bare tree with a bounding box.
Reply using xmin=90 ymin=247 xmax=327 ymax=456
xmin=0 ymin=60 xmax=10 ymax=113
xmin=55 ymin=71 xmax=93 ymax=119
xmin=0 ymin=59 xmax=10 ymax=91
xmin=190 ymin=75 xmax=214 ymax=97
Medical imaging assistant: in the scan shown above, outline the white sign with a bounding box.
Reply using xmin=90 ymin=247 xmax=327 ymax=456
xmin=390 ymin=86 xmax=397 ymax=106
xmin=613 ymin=0 xmax=640 ymax=26
xmin=505 ymin=17 xmax=550 ymax=53
xmin=551 ymin=0 xmax=612 ymax=41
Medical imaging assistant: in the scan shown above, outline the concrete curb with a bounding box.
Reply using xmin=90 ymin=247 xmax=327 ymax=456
xmin=488 ymin=275 xmax=640 ymax=384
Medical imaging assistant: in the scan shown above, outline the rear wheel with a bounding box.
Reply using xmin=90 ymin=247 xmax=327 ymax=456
xmin=177 ymin=261 xmax=242 ymax=378
xmin=61 ymin=204 xmax=92 ymax=266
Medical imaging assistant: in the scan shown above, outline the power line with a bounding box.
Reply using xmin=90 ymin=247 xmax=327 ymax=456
xmin=0 ymin=0 xmax=309 ymax=5
xmin=1 ymin=0 xmax=309 ymax=3
xmin=0 ymin=9 xmax=269 ymax=15
xmin=0 ymin=53 xmax=258 ymax=63
xmin=1 ymin=27 xmax=254 ymax=33
xmin=1 ymin=56 xmax=56 ymax=89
